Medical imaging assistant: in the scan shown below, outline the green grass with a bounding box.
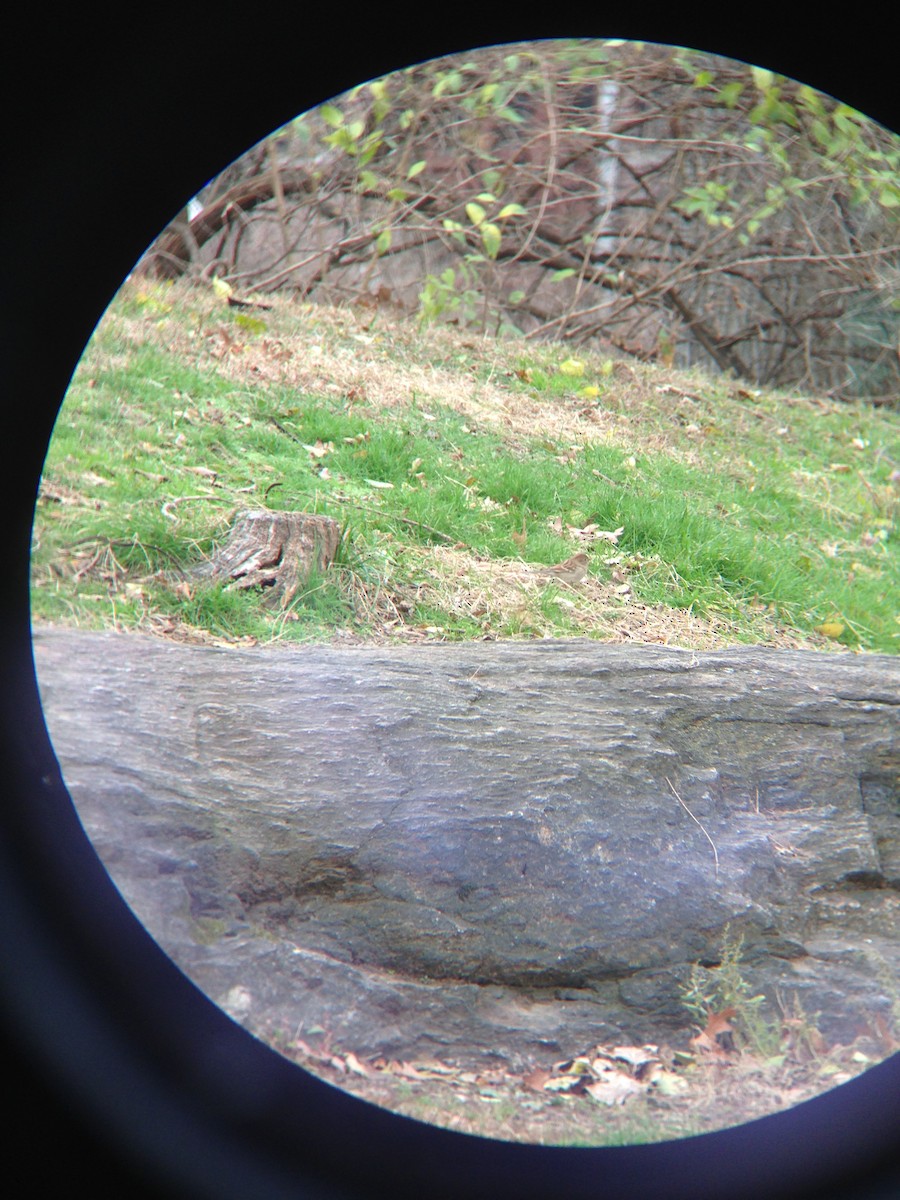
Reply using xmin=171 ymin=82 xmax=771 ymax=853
xmin=31 ymin=279 xmax=900 ymax=651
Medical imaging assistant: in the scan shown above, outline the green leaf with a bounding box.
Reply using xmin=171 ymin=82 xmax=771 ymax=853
xmin=385 ymin=188 xmax=407 ymax=202
xmin=552 ymin=268 xmax=576 ymax=281
xmin=497 ymin=203 xmax=527 ymax=220
xmin=324 ymin=129 xmax=355 ymax=152
xmin=466 ymin=202 xmax=486 ymax=227
xmin=375 ymin=229 xmax=392 ymax=255
xmin=751 ymin=66 xmax=775 ymax=92
xmin=481 ymin=222 xmax=501 ymax=260
xmin=719 ymin=81 xmax=743 ymax=108
xmin=432 ymin=69 xmax=462 ymax=98
xmin=406 ymin=160 xmax=426 ymax=179
xmin=320 ymin=103 xmax=344 ymax=128
xmin=693 ymin=70 xmax=714 ymax=87
xmin=810 ymin=118 xmax=832 ymax=148
xmin=234 ymin=314 xmax=266 ymax=335
xmin=834 ymin=104 xmax=863 ymax=134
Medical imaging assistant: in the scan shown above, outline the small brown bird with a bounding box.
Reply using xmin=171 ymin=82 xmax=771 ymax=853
xmin=535 ymin=551 xmax=589 ymax=585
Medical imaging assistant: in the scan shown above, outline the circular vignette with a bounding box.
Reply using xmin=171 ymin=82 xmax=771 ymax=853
xmin=4 ymin=16 xmax=900 ymax=1200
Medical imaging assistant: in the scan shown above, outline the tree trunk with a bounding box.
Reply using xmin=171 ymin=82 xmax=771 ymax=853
xmin=191 ymin=509 xmax=341 ymax=605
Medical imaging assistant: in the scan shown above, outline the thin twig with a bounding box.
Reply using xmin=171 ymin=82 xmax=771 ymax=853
xmin=268 ymin=416 xmax=303 ymax=443
xmin=666 ymin=777 xmax=719 ymax=879
xmin=346 ymin=502 xmax=460 ymax=545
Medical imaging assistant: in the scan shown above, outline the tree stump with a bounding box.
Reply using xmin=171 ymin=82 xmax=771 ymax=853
xmin=191 ymin=510 xmax=341 ymax=605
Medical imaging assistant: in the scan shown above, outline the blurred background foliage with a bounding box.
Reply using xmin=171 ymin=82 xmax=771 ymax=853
xmin=143 ymin=39 xmax=900 ymax=405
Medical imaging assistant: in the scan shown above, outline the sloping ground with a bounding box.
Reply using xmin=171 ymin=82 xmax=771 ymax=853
xmin=32 ymin=278 xmax=899 ymax=652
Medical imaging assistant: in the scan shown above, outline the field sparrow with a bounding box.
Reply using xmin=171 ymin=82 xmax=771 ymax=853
xmin=535 ymin=552 xmax=589 ymax=585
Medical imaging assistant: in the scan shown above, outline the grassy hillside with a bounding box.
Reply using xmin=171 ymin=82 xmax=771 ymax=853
xmin=31 ymin=279 xmax=900 ymax=653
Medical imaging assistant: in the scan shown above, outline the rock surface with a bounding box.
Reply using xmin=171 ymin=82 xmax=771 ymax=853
xmin=33 ymin=627 xmax=899 ymax=1069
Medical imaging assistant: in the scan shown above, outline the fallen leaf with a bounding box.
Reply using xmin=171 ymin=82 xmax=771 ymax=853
xmin=557 ymin=1057 xmax=593 ymax=1075
xmin=584 ymin=1072 xmax=643 ymax=1105
xmin=652 ymin=1069 xmax=690 ymax=1096
xmin=705 ymin=1007 xmax=737 ymax=1037
xmin=815 ymin=621 xmax=845 ymax=639
xmin=610 ymin=1045 xmax=659 ymax=1069
xmin=303 ymin=440 xmax=333 ymax=458
xmin=390 ymin=1060 xmax=425 ymax=1079
xmin=600 ymin=526 xmax=625 ymax=543
xmin=344 ymin=1052 xmax=370 ymax=1077
xmin=567 ymin=523 xmax=624 ymax=545
xmin=690 ymin=1007 xmax=737 ymax=1054
xmin=522 ymin=1067 xmax=551 ymax=1092
xmin=414 ymin=1059 xmax=456 ymax=1076
xmin=543 ymin=1075 xmax=583 ymax=1093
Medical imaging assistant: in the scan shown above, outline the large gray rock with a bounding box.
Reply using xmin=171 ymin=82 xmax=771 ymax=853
xmin=33 ymin=627 xmax=899 ymax=1069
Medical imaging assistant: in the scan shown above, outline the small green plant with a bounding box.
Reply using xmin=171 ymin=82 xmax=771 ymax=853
xmin=681 ymin=925 xmax=784 ymax=1059
xmin=418 ymin=263 xmax=484 ymax=326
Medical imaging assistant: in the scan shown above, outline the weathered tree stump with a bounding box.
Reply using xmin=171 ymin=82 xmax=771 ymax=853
xmin=191 ymin=510 xmax=341 ymax=604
